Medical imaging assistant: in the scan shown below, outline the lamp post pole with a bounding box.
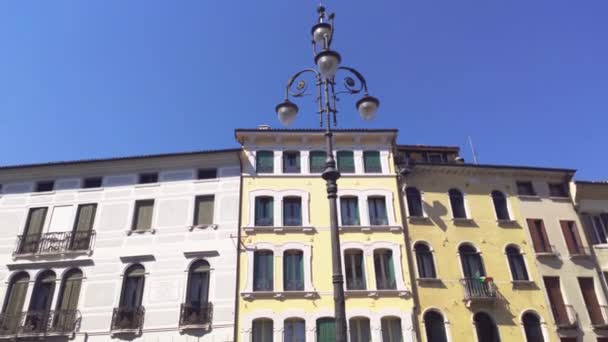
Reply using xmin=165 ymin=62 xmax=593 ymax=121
xmin=274 ymin=6 xmax=380 ymax=342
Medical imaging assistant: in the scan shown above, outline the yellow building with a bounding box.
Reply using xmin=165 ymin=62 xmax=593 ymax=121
xmin=235 ymin=128 xmax=415 ymax=342
xmin=398 ymin=150 xmax=563 ymax=342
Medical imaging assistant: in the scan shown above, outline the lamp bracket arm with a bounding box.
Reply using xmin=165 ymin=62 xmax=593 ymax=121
xmin=285 ymin=68 xmax=321 ymax=99
xmin=335 ymin=66 xmax=369 ymax=95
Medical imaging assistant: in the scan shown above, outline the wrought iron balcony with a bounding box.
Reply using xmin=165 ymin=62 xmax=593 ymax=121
xmin=553 ymin=304 xmax=578 ymax=329
xmin=15 ymin=231 xmax=95 ymax=256
xmin=110 ymin=306 xmax=145 ymax=333
xmin=179 ymin=303 xmax=213 ymax=329
xmin=460 ymin=278 xmax=497 ymax=304
xmin=0 ymin=309 xmax=81 ymax=336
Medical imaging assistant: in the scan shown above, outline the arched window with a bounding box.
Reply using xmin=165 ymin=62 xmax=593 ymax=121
xmin=406 ymin=187 xmax=423 ymax=217
xmin=112 ymin=264 xmax=145 ymax=331
xmin=1 ymin=272 xmax=30 ymax=334
xmin=316 ymin=317 xmax=336 ymax=342
xmin=252 ymin=318 xmax=273 ymax=342
xmin=522 ymin=312 xmax=544 ymax=342
xmin=424 ymin=310 xmax=448 ymax=342
xmin=26 ymin=270 xmax=56 ymax=333
xmin=349 ymin=317 xmax=371 ymax=342
xmin=449 ymin=189 xmax=467 ymax=219
xmin=474 ymin=312 xmax=500 ymax=342
xmin=506 ymin=246 xmax=529 ymax=281
xmin=284 ymin=318 xmax=305 ymax=342
xmin=374 ymin=249 xmax=396 ymax=290
xmin=381 ymin=316 xmax=403 ymax=342
xmin=459 ymin=245 xmax=485 ymax=278
xmin=415 ymin=243 xmax=436 ymax=279
xmin=253 ymin=250 xmax=274 ymax=291
xmin=181 ymin=260 xmax=211 ymax=327
xmin=344 ymin=249 xmax=366 ymax=290
xmin=54 ymin=268 xmax=83 ymax=331
xmin=283 ymin=197 xmax=302 ymax=226
xmin=492 ymin=191 xmax=510 ymax=220
xmin=283 ymin=250 xmax=304 ymax=291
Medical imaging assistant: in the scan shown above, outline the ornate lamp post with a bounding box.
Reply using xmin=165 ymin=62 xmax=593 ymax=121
xmin=275 ymin=5 xmax=379 ymax=342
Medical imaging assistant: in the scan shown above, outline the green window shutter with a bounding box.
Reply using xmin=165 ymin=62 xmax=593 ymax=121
xmin=194 ymin=196 xmax=214 ymax=225
xmin=337 ymin=151 xmax=355 ymax=173
xmin=363 ymin=151 xmax=382 ymax=173
xmin=317 ymin=318 xmax=336 ymax=342
xmin=256 ymin=151 xmax=274 ymax=173
xmin=309 ymin=151 xmax=327 ymax=173
xmin=133 ymin=200 xmax=154 ymax=231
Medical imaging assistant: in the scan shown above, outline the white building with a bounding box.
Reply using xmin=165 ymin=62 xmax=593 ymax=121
xmin=0 ymin=149 xmax=241 ymax=341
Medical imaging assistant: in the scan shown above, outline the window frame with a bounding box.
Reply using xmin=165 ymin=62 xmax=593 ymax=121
xmin=193 ymin=195 xmax=215 ymax=227
xmin=344 ymin=249 xmax=367 ymax=290
xmin=137 ymin=173 xmax=158 ymax=184
xmin=336 ymin=151 xmax=355 ymax=174
xmin=405 ymin=187 xmax=425 ymax=218
xmin=505 ymin=245 xmax=530 ymax=282
xmin=423 ymin=309 xmax=449 ymax=342
xmin=448 ymin=188 xmax=468 ymax=220
xmin=283 ymin=249 xmax=304 ymax=291
xmin=35 ymin=181 xmax=55 ymax=193
xmin=282 ymin=197 xmax=303 ymax=227
xmin=339 ymin=196 xmax=361 ymax=226
xmin=131 ymin=199 xmax=155 ymax=233
xmin=256 ymin=151 xmax=275 ymax=174
xmin=414 ymin=242 xmax=437 ymax=279
xmin=521 ymin=311 xmax=546 ymax=342
xmin=362 ymin=150 xmax=382 ymax=173
xmin=491 ymin=190 xmax=511 ymax=221
xmin=309 ymin=150 xmax=327 ymax=174
xmin=373 ymin=248 xmax=397 ymax=290
xmin=516 ymin=181 xmax=537 ymax=197
xmin=282 ymin=151 xmax=301 ymax=174
xmin=254 ymin=196 xmax=274 ymax=227
xmin=367 ymin=196 xmax=389 ymax=226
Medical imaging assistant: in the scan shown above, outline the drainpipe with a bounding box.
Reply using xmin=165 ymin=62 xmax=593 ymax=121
xmin=232 ymin=148 xmax=245 ymax=342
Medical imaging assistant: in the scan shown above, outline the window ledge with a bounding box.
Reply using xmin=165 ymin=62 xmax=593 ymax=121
xmin=497 ymin=219 xmax=517 ymax=224
xmin=407 ymin=216 xmax=431 ymax=224
xmin=451 ymin=218 xmax=475 ymax=225
xmin=126 ymin=229 xmax=156 ymax=236
xmin=535 ymin=251 xmax=558 ymax=258
xmin=549 ymin=196 xmax=570 ymax=201
xmin=243 ymin=226 xmax=315 ymax=234
xmin=568 ymin=252 xmax=591 ymax=259
xmin=193 ymin=178 xmax=219 ymax=184
xmin=517 ymin=195 xmax=540 ymax=200
xmin=134 ymin=183 xmax=160 ymax=188
xmin=189 ymin=224 xmax=218 ymax=231
xmin=416 ymin=278 xmax=441 ymax=284
xmin=111 ymin=328 xmax=142 ymax=336
xmin=179 ymin=323 xmax=211 ymax=332
xmin=241 ymin=291 xmax=318 ymax=300
xmin=78 ymin=187 xmax=104 ymax=192
xmin=593 ymin=244 xmax=608 ymax=249
xmin=339 ymin=225 xmax=402 ymax=232
xmin=511 ymin=280 xmax=535 ymax=287
xmin=30 ymin=191 xmax=56 ymax=196
xmin=345 ymin=290 xmax=410 ymax=298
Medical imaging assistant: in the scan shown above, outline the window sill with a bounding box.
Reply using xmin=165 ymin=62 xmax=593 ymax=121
xmin=344 ymin=289 xmax=410 ymax=298
xmin=408 ymin=216 xmax=431 ymax=224
xmin=593 ymin=244 xmax=608 ymax=249
xmin=134 ymin=183 xmax=160 ymax=188
xmin=339 ymin=225 xmax=402 ymax=232
xmin=179 ymin=323 xmax=211 ymax=332
xmin=416 ymin=278 xmax=442 ymax=284
xmin=189 ymin=224 xmax=218 ymax=231
xmin=111 ymin=328 xmax=142 ymax=336
xmin=126 ymin=229 xmax=156 ymax=236
xmin=517 ymin=195 xmax=541 ymax=200
xmin=193 ymin=178 xmax=219 ymax=184
xmin=535 ymin=251 xmax=558 ymax=258
xmin=241 ymin=291 xmax=317 ymax=300
xmin=78 ymin=187 xmax=104 ymax=192
xmin=511 ymin=280 xmax=536 ymax=288
xmin=30 ymin=191 xmax=55 ymax=196
xmin=569 ymin=252 xmax=591 ymax=260
xmin=549 ymin=196 xmax=570 ymax=201
xmin=451 ymin=218 xmax=475 ymax=226
xmin=243 ymin=226 xmax=315 ymax=234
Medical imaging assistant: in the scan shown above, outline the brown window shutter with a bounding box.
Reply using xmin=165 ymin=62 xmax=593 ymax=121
xmin=560 ymin=220 xmax=582 ymax=254
xmin=527 ymin=219 xmax=546 ymax=253
xmin=538 ymin=220 xmax=551 ymax=252
xmin=544 ymin=277 xmax=569 ymax=325
xmin=578 ymin=277 xmax=604 ymax=325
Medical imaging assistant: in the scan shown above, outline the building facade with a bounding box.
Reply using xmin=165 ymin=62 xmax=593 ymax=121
xmin=0 ymin=150 xmax=241 ymax=341
xmin=235 ymin=128 xmax=415 ymax=342
xmin=398 ymin=153 xmax=564 ymax=342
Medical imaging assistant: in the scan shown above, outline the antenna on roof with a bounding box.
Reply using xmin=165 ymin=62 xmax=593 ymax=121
xmin=468 ymin=136 xmax=479 ymax=164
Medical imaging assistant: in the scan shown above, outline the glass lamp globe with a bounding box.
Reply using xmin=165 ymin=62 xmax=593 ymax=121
xmin=311 ymin=23 xmax=332 ymax=45
xmin=275 ymin=100 xmax=299 ymax=126
xmin=315 ymin=50 xmax=341 ymax=80
xmin=356 ymin=96 xmax=380 ymax=121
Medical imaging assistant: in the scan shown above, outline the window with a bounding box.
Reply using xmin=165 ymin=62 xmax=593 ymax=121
xmin=253 ymin=250 xmax=273 ymax=291
xmin=1 ymin=272 xmax=30 ymax=333
xmin=374 ymin=249 xmax=396 ymax=290
xmin=186 ymin=260 xmax=210 ymax=306
xmin=344 ymin=249 xmax=366 ymax=290
xmin=506 ymin=246 xmax=529 ymax=281
xmin=368 ymin=197 xmax=388 ymax=226
xmin=138 ymin=173 xmax=158 ymax=184
xmin=283 ymin=250 xmax=304 ymax=291
xmin=405 ymin=187 xmax=423 ymax=217
xmin=491 ymin=191 xmax=510 ymax=220
xmin=448 ymin=189 xmax=467 ymax=219
xmin=132 ymin=200 xmax=154 ymax=232
xmin=256 ymin=151 xmax=274 ymax=173
xmin=340 ymin=197 xmax=360 ymax=226
xmin=415 ymin=243 xmax=436 ymax=279
xmin=549 ymin=183 xmax=568 ymax=198
xmin=591 ymin=214 xmax=608 ymax=245
xmin=20 ymin=207 xmax=48 ymax=254
xmin=560 ymin=221 xmax=584 ymax=255
xmin=54 ymin=269 xmax=83 ymax=331
xmin=255 ymin=196 xmax=274 ymax=226
xmin=316 ymin=318 xmax=336 ymax=342
xmin=424 ymin=311 xmax=448 ymax=342
xmin=35 ymin=181 xmax=54 ymax=192
xmin=284 ymin=318 xmax=305 ymax=342
xmin=26 ymin=271 xmax=56 ymax=332
xmin=252 ymin=318 xmax=273 ymax=342
xmin=337 ymin=151 xmax=355 ymax=173
xmin=474 ymin=312 xmax=500 ymax=342
xmin=428 ymin=153 xmax=446 ymax=164
xmin=194 ymin=195 xmax=214 ymax=226
xmin=543 ymin=277 xmax=570 ymax=326
xmin=83 ymin=177 xmax=102 ymax=188
xmin=381 ymin=317 xmax=403 ymax=342
xmin=522 ymin=312 xmax=544 ymax=342
xmin=283 ymin=197 xmax=302 ymax=226
xmin=578 ymin=277 xmax=605 ymax=326
xmin=349 ymin=317 xmax=371 ymax=342
xmin=309 ymin=151 xmax=327 ymax=173
xmin=283 ymin=151 xmax=301 ymax=173
xmin=526 ymin=219 xmax=552 ymax=254
xmin=120 ymin=265 xmax=145 ymax=309
xmin=71 ymin=204 xmax=96 ymax=250
xmin=459 ymin=245 xmax=485 ymax=278
xmin=517 ymin=181 xmax=536 ymax=196
xmin=197 ymin=169 xmax=217 ymax=180
xmin=363 ymin=151 xmax=382 ymax=173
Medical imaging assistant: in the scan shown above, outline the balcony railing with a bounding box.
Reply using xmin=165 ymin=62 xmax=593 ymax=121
xmin=0 ymin=309 xmax=81 ymax=336
xmin=110 ymin=306 xmax=145 ymax=332
xmin=461 ymin=278 xmax=497 ymax=302
xmin=15 ymin=231 xmax=95 ymax=256
xmin=553 ymin=304 xmax=578 ymax=329
xmin=179 ymin=303 xmax=213 ymax=328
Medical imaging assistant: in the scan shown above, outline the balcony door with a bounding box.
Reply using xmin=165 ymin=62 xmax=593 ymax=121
xmin=70 ymin=204 xmax=96 ymax=250
xmin=459 ymin=245 xmax=485 ymax=278
xmin=120 ymin=265 xmax=145 ymax=309
xmin=20 ymin=208 xmax=48 ymax=253
xmin=25 ymin=271 xmax=56 ymax=333
xmin=0 ymin=272 xmax=30 ymax=334
xmin=54 ymin=269 xmax=82 ymax=332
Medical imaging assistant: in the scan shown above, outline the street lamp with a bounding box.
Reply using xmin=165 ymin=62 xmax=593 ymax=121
xmin=275 ymin=5 xmax=380 ymax=342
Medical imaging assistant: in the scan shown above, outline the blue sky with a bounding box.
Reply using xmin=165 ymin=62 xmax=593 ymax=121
xmin=1 ymin=1 xmax=606 ymax=180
